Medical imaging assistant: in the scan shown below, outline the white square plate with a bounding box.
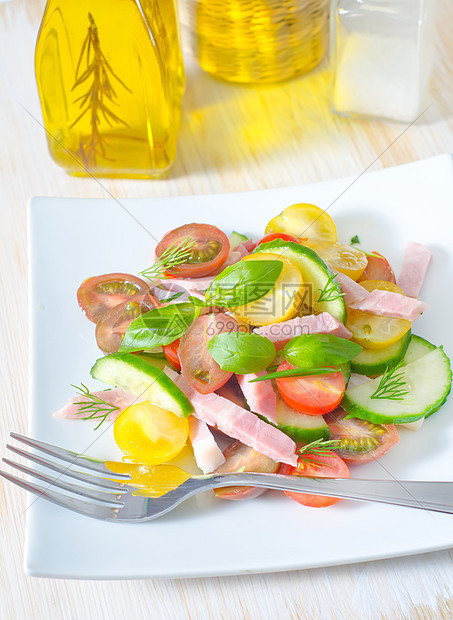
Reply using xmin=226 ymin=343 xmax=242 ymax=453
xmin=26 ymin=154 xmax=453 ymax=579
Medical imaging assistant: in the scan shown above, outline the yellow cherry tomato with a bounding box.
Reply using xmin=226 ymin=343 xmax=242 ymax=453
xmin=311 ymin=242 xmax=367 ymax=281
xmin=113 ymin=402 xmax=189 ymax=465
xmin=359 ymin=280 xmax=404 ymax=295
xmin=233 ymin=252 xmax=303 ymax=326
xmin=265 ymin=204 xmax=337 ymax=245
xmin=346 ymin=309 xmax=411 ymax=350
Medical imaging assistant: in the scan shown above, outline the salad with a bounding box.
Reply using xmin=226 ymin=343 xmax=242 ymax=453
xmin=55 ymin=203 xmax=452 ymax=509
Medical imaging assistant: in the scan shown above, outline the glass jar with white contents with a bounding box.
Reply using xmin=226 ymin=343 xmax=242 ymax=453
xmin=330 ymin=0 xmax=437 ymax=123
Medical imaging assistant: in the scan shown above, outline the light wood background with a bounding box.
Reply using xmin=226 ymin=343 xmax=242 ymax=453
xmin=1 ymin=1 xmax=453 ymax=618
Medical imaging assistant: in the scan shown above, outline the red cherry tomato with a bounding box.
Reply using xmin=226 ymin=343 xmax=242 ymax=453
xmin=95 ymin=294 xmax=161 ymax=354
xmin=257 ymin=232 xmax=299 ymax=246
xmin=358 ymin=251 xmax=396 ymax=284
xmin=155 ymin=223 xmax=230 ymax=278
xmin=325 ymin=409 xmax=399 ymax=464
xmin=178 ymin=312 xmax=242 ymax=394
xmin=77 ymin=273 xmax=150 ymax=323
xmin=280 ymin=452 xmax=350 ymax=508
xmin=163 ymin=339 xmax=181 ymax=371
xmin=275 ymin=361 xmax=345 ymax=415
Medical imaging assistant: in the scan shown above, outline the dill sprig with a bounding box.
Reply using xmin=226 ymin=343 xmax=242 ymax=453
xmin=139 ymin=237 xmax=195 ymax=282
xmin=370 ymin=364 xmax=409 ymax=401
xmin=316 ymin=273 xmax=345 ymax=304
xmin=297 ymin=439 xmax=340 ymax=468
xmin=71 ymin=384 xmax=120 ymax=430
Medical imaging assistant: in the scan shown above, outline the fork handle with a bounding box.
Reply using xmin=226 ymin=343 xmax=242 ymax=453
xmin=208 ymin=474 xmax=453 ymax=514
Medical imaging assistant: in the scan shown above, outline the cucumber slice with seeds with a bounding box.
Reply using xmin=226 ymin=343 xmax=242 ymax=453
xmin=91 ymin=353 xmax=194 ymax=417
xmin=351 ymin=331 xmax=411 ymax=376
xmin=341 ymin=347 xmax=452 ymax=424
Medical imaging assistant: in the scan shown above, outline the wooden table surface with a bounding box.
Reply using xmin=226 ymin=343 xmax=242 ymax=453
xmin=1 ymin=1 xmax=453 ymax=618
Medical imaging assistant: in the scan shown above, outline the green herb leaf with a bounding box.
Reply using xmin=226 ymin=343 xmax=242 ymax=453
xmin=119 ymin=303 xmax=199 ymax=352
xmin=370 ymin=363 xmax=409 ymax=400
xmin=248 ymin=367 xmax=338 ymax=382
xmin=205 ymin=260 xmax=282 ymax=308
xmin=207 ymin=332 xmax=277 ymax=374
xmin=298 ymin=438 xmax=341 ymax=467
xmin=138 ymin=236 xmax=195 ymax=281
xmin=316 ymin=272 xmax=345 ymax=303
xmin=71 ymin=384 xmax=119 ymax=431
xmin=283 ymin=334 xmax=362 ymax=368
xmin=350 ymin=235 xmax=360 ymax=245
xmin=187 ymin=295 xmax=210 ymax=308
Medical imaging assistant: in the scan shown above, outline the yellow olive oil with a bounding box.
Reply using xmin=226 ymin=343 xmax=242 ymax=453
xmin=190 ymin=0 xmax=329 ymax=83
xmin=35 ymin=0 xmax=185 ymax=178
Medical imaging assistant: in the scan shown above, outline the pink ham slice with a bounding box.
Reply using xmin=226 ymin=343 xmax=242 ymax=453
xmin=187 ymin=416 xmax=225 ymax=473
xmin=166 ymin=369 xmax=297 ymax=466
xmin=397 ymin=242 xmax=432 ymax=298
xmin=237 ymin=372 xmax=278 ymax=423
xmin=254 ymin=312 xmax=352 ymax=349
xmin=333 ymin=271 xmax=368 ymax=306
xmin=349 ymin=289 xmax=428 ymax=321
xmin=54 ymin=388 xmax=139 ymax=421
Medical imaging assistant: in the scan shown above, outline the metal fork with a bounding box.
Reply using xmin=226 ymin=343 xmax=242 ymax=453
xmin=2 ymin=432 xmax=453 ymax=522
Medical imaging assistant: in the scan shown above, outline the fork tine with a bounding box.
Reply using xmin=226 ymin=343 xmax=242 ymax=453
xmin=2 ymin=459 xmax=125 ymax=506
xmin=6 ymin=444 xmax=127 ymax=491
xmin=0 ymin=470 xmax=118 ymax=520
xmin=9 ymin=432 xmax=131 ymax=479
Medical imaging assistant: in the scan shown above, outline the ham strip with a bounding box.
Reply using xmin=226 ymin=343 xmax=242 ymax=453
xmin=254 ymin=312 xmax=352 ymax=349
xmin=187 ymin=416 xmax=225 ymax=473
xmin=166 ymin=369 xmax=297 ymax=466
xmin=349 ymin=289 xmax=428 ymax=321
xmin=237 ymin=372 xmax=278 ymax=423
xmin=54 ymin=388 xmax=139 ymax=421
xmin=333 ymin=271 xmax=368 ymax=306
xmin=398 ymin=242 xmax=432 ymax=298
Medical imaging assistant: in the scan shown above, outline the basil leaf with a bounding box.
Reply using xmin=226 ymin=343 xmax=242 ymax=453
xmin=207 ymin=332 xmax=276 ymax=374
xmin=187 ymin=295 xmax=209 ymax=308
xmin=249 ymin=367 xmax=338 ymax=382
xmin=205 ymin=260 xmax=282 ymax=308
xmin=119 ymin=303 xmax=199 ymax=352
xmin=283 ymin=334 xmax=362 ymax=368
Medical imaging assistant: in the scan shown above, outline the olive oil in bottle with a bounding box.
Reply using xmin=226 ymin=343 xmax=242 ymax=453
xmin=35 ymin=0 xmax=185 ymax=178
xmin=188 ymin=0 xmax=329 ymax=83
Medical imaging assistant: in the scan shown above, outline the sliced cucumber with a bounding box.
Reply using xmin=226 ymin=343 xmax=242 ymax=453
xmin=351 ymin=331 xmax=411 ymax=376
xmin=341 ymin=347 xmax=452 ymax=424
xmin=403 ymin=334 xmax=436 ymax=365
xmin=90 ymin=353 xmax=194 ymax=417
xmin=257 ymin=398 xmax=331 ymax=443
xmin=229 ymin=231 xmax=249 ymax=250
xmin=253 ymin=240 xmax=347 ymax=324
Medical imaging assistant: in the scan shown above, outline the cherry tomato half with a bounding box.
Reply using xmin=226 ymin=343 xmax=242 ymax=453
xmin=265 ymin=203 xmax=337 ymax=245
xmin=163 ymin=339 xmax=181 ymax=371
xmin=275 ymin=361 xmax=345 ymax=415
xmin=113 ymin=402 xmax=188 ymax=465
xmin=257 ymin=232 xmax=299 ymax=246
xmin=280 ymin=452 xmax=350 ymax=508
xmin=214 ymin=440 xmax=280 ymax=500
xmin=77 ymin=273 xmax=150 ymax=323
xmin=357 ymin=251 xmax=396 ymax=284
xmin=95 ymin=294 xmax=161 ymax=354
xmin=178 ymin=312 xmax=242 ymax=394
xmin=325 ymin=409 xmax=399 ymax=464
xmin=155 ymin=223 xmax=230 ymax=278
